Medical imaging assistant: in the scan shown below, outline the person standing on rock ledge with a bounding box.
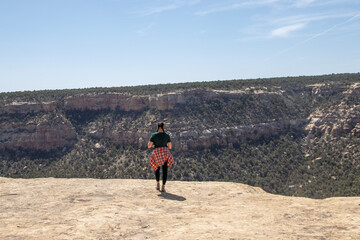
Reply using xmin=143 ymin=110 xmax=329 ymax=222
xmin=148 ymin=122 xmax=174 ymax=192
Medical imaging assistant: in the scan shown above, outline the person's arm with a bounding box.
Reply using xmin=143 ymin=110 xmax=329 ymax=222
xmin=148 ymin=141 xmax=154 ymax=149
xmin=167 ymin=134 xmax=172 ymax=149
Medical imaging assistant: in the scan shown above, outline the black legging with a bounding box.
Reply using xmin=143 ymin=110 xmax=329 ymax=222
xmin=155 ymin=162 xmax=168 ymax=185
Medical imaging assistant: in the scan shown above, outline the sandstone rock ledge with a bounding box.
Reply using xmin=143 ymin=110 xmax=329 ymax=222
xmin=0 ymin=178 xmax=359 ymax=240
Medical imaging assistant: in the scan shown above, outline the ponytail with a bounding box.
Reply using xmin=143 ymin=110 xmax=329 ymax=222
xmin=157 ymin=122 xmax=165 ymax=132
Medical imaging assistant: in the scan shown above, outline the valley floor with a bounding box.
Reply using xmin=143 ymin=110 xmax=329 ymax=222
xmin=0 ymin=178 xmax=359 ymax=239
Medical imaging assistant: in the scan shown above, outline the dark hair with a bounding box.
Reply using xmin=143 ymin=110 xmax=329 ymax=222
xmin=157 ymin=122 xmax=164 ymax=132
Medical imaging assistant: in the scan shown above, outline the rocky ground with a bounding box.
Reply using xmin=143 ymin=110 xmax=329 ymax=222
xmin=1 ymin=178 xmax=359 ymax=239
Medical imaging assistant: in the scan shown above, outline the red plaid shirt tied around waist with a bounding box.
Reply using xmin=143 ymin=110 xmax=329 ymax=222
xmin=149 ymin=147 xmax=174 ymax=171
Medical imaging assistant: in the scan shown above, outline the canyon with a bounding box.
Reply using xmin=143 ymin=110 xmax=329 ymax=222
xmin=1 ymin=74 xmax=359 ymax=199
xmin=0 ymin=89 xmax=305 ymax=151
xmin=0 ymin=82 xmax=359 ymax=152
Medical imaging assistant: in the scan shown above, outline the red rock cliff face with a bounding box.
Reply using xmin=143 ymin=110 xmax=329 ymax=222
xmin=0 ymin=89 xmax=278 ymax=114
xmin=64 ymin=93 xmax=150 ymax=111
xmin=63 ymin=91 xmax=198 ymax=111
xmin=0 ymin=118 xmax=77 ymax=151
xmin=63 ymin=89 xmax=277 ymax=112
xmin=0 ymin=101 xmax=59 ymax=115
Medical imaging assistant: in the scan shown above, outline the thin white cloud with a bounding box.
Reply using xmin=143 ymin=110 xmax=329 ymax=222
xmin=267 ymin=12 xmax=360 ymax=59
xmin=270 ymin=23 xmax=306 ymax=38
xmin=271 ymin=12 xmax=357 ymax=25
xmin=293 ymin=0 xmax=316 ymax=8
xmin=136 ymin=22 xmax=155 ymax=36
xmin=194 ymin=3 xmax=250 ymax=16
xmin=238 ymin=11 xmax=358 ymax=41
xmin=298 ymin=13 xmax=360 ymax=44
xmin=310 ymin=0 xmax=359 ymax=6
xmin=194 ymin=0 xmax=279 ymax=16
xmin=140 ymin=4 xmax=179 ymax=15
xmin=138 ymin=0 xmax=201 ymax=16
xmin=186 ymin=0 xmax=201 ymax=6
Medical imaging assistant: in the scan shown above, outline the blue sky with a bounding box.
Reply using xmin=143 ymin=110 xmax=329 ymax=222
xmin=1 ymin=0 xmax=360 ymax=92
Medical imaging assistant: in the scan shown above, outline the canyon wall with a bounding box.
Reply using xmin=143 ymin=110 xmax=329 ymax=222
xmin=305 ymin=83 xmax=360 ymax=137
xmin=0 ymin=89 xmax=286 ymax=151
xmin=88 ymin=119 xmax=307 ymax=151
xmin=0 ymin=89 xmax=279 ymax=114
xmin=0 ymin=118 xmax=76 ymax=151
xmin=0 ymin=83 xmax=359 ymax=152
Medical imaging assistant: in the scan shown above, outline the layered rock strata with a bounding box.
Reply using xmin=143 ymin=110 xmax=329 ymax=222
xmin=88 ymin=119 xmax=307 ymax=150
xmin=0 ymin=101 xmax=59 ymax=115
xmin=306 ymin=83 xmax=360 ymax=137
xmin=0 ymin=82 xmax=358 ymax=152
xmin=0 ymin=89 xmax=286 ymax=151
xmin=0 ymin=89 xmax=281 ymax=114
xmin=0 ymin=118 xmax=77 ymax=151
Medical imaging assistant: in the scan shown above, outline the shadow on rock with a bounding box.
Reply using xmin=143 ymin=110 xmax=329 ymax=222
xmin=158 ymin=192 xmax=186 ymax=201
